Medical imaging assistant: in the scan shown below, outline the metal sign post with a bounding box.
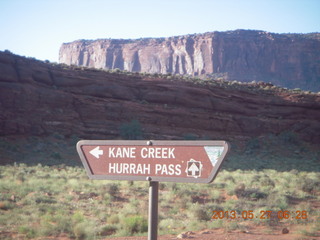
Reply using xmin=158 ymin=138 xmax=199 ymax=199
xmin=148 ymin=181 xmax=159 ymax=240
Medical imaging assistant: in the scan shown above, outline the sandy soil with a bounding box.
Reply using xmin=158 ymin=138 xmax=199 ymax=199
xmin=104 ymin=225 xmax=320 ymax=240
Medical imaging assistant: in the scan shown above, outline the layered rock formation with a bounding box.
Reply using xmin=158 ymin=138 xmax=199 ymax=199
xmin=59 ymin=30 xmax=320 ymax=91
xmin=1 ymin=51 xmax=320 ymax=144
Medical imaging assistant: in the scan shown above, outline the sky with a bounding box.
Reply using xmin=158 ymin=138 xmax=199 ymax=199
xmin=0 ymin=0 xmax=319 ymax=62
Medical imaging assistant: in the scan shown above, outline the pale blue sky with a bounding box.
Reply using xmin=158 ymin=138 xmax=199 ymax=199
xmin=0 ymin=0 xmax=319 ymax=62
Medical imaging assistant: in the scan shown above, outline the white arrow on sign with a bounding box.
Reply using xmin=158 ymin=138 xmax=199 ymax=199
xmin=90 ymin=146 xmax=103 ymax=159
xmin=186 ymin=159 xmax=202 ymax=178
xmin=189 ymin=163 xmax=199 ymax=176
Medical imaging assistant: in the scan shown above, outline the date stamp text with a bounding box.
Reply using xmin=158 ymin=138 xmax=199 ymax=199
xmin=212 ymin=210 xmax=308 ymax=220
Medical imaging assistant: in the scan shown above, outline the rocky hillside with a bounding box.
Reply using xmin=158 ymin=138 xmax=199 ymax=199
xmin=1 ymin=50 xmax=320 ymax=143
xmin=59 ymin=30 xmax=320 ymax=91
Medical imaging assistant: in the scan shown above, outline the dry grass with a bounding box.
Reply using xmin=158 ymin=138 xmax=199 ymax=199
xmin=0 ymin=164 xmax=319 ymax=239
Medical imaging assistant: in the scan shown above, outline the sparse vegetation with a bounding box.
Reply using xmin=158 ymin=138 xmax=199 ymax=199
xmin=0 ymin=164 xmax=319 ymax=239
xmin=119 ymin=119 xmax=143 ymax=140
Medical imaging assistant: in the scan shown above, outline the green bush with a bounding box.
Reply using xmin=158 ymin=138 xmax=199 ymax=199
xmin=278 ymin=131 xmax=298 ymax=145
xmin=107 ymin=214 xmax=120 ymax=224
xmin=119 ymin=120 xmax=143 ymax=140
xmin=122 ymin=215 xmax=148 ymax=235
xmin=99 ymin=224 xmax=118 ymax=236
xmin=18 ymin=226 xmax=37 ymax=239
xmin=72 ymin=211 xmax=85 ymax=225
xmin=73 ymin=221 xmax=96 ymax=239
xmin=189 ymin=203 xmax=212 ymax=221
xmin=159 ymin=218 xmax=176 ymax=233
xmin=194 ymin=208 xmax=211 ymax=221
xmin=106 ymin=183 xmax=119 ymax=196
xmin=183 ymin=133 xmax=198 ymax=140
xmin=50 ymin=152 xmax=62 ymax=160
xmin=0 ymin=201 xmax=15 ymax=210
xmin=39 ymin=213 xmax=72 ymax=237
xmin=245 ymin=138 xmax=260 ymax=154
xmin=300 ymin=178 xmax=320 ymax=193
xmin=266 ymin=193 xmax=288 ymax=210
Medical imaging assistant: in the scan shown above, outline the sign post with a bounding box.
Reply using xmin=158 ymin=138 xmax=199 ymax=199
xmin=148 ymin=181 xmax=159 ymax=240
xmin=77 ymin=140 xmax=229 ymax=240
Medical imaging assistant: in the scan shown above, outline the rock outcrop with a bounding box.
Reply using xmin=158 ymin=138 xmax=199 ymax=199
xmin=59 ymin=30 xmax=320 ymax=91
xmin=1 ymin=51 xmax=320 ymax=144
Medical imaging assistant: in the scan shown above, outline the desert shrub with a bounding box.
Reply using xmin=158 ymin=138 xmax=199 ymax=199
xmin=72 ymin=211 xmax=85 ymax=225
xmin=245 ymin=189 xmax=267 ymax=200
xmin=169 ymin=182 xmax=178 ymax=191
xmin=234 ymin=183 xmax=246 ymax=197
xmin=224 ymin=221 xmax=242 ymax=232
xmin=121 ymin=215 xmax=148 ymax=235
xmin=0 ymin=201 xmax=15 ymax=210
xmin=233 ymin=199 xmax=255 ymax=212
xmin=107 ymin=214 xmax=120 ymax=224
xmin=16 ymin=171 xmax=26 ymax=182
xmin=119 ymin=120 xmax=143 ymax=140
xmin=245 ymin=138 xmax=260 ymax=154
xmin=209 ymin=189 xmax=221 ymax=201
xmin=251 ymin=174 xmax=261 ymax=185
xmin=183 ymin=133 xmax=198 ymax=140
xmin=159 ymin=218 xmax=176 ymax=233
xmin=186 ymin=220 xmax=204 ymax=231
xmin=70 ymin=134 xmax=81 ymax=145
xmin=73 ymin=221 xmax=96 ymax=240
xmin=278 ymin=131 xmax=298 ymax=145
xmin=233 ymin=182 xmax=267 ymax=200
xmin=222 ymin=175 xmax=235 ymax=183
xmin=34 ymin=194 xmax=57 ymax=204
xmin=173 ymin=185 xmax=193 ymax=198
xmin=159 ymin=183 xmax=166 ymax=190
xmin=189 ymin=203 xmax=212 ymax=221
xmin=50 ymin=152 xmax=62 ymax=160
xmin=299 ymin=228 xmax=319 ymax=237
xmin=38 ymin=212 xmax=72 ymax=237
xmin=259 ymin=175 xmax=275 ymax=188
xmin=207 ymin=219 xmax=224 ymax=229
xmin=266 ymin=193 xmax=288 ymax=210
xmin=175 ymin=196 xmax=189 ymax=209
xmin=299 ymin=178 xmax=320 ymax=194
xmin=213 ymin=182 xmax=227 ymax=189
xmin=18 ymin=226 xmax=37 ymax=239
xmin=105 ymin=183 xmax=119 ymax=196
xmin=103 ymin=193 xmax=113 ymax=204
xmin=99 ymin=224 xmax=118 ymax=236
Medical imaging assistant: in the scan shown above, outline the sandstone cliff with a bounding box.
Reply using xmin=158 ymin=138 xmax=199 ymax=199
xmin=1 ymin=51 xmax=320 ymax=144
xmin=59 ymin=30 xmax=320 ymax=91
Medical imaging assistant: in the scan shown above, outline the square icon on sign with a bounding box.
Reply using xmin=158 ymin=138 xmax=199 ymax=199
xmin=186 ymin=159 xmax=202 ymax=178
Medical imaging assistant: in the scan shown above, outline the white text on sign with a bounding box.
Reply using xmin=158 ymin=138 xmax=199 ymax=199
xmin=106 ymin=147 xmax=180 ymax=176
xmin=108 ymin=147 xmax=176 ymax=159
xmin=108 ymin=163 xmax=182 ymax=175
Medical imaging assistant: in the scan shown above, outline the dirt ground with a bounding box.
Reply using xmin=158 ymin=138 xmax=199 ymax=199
xmin=105 ymin=225 xmax=320 ymax=240
xmin=2 ymin=224 xmax=319 ymax=240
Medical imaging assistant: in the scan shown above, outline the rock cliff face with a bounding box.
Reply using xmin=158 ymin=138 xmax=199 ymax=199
xmin=1 ymin=51 xmax=320 ymax=145
xmin=59 ymin=30 xmax=320 ymax=91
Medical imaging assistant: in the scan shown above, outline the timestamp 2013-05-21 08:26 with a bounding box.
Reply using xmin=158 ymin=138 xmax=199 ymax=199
xmin=212 ymin=210 xmax=308 ymax=220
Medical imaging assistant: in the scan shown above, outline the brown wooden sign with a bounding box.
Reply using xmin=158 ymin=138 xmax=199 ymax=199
xmin=76 ymin=140 xmax=229 ymax=183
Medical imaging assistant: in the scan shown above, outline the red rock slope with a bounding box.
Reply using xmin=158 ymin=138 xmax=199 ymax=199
xmin=1 ymin=51 xmax=320 ymax=144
